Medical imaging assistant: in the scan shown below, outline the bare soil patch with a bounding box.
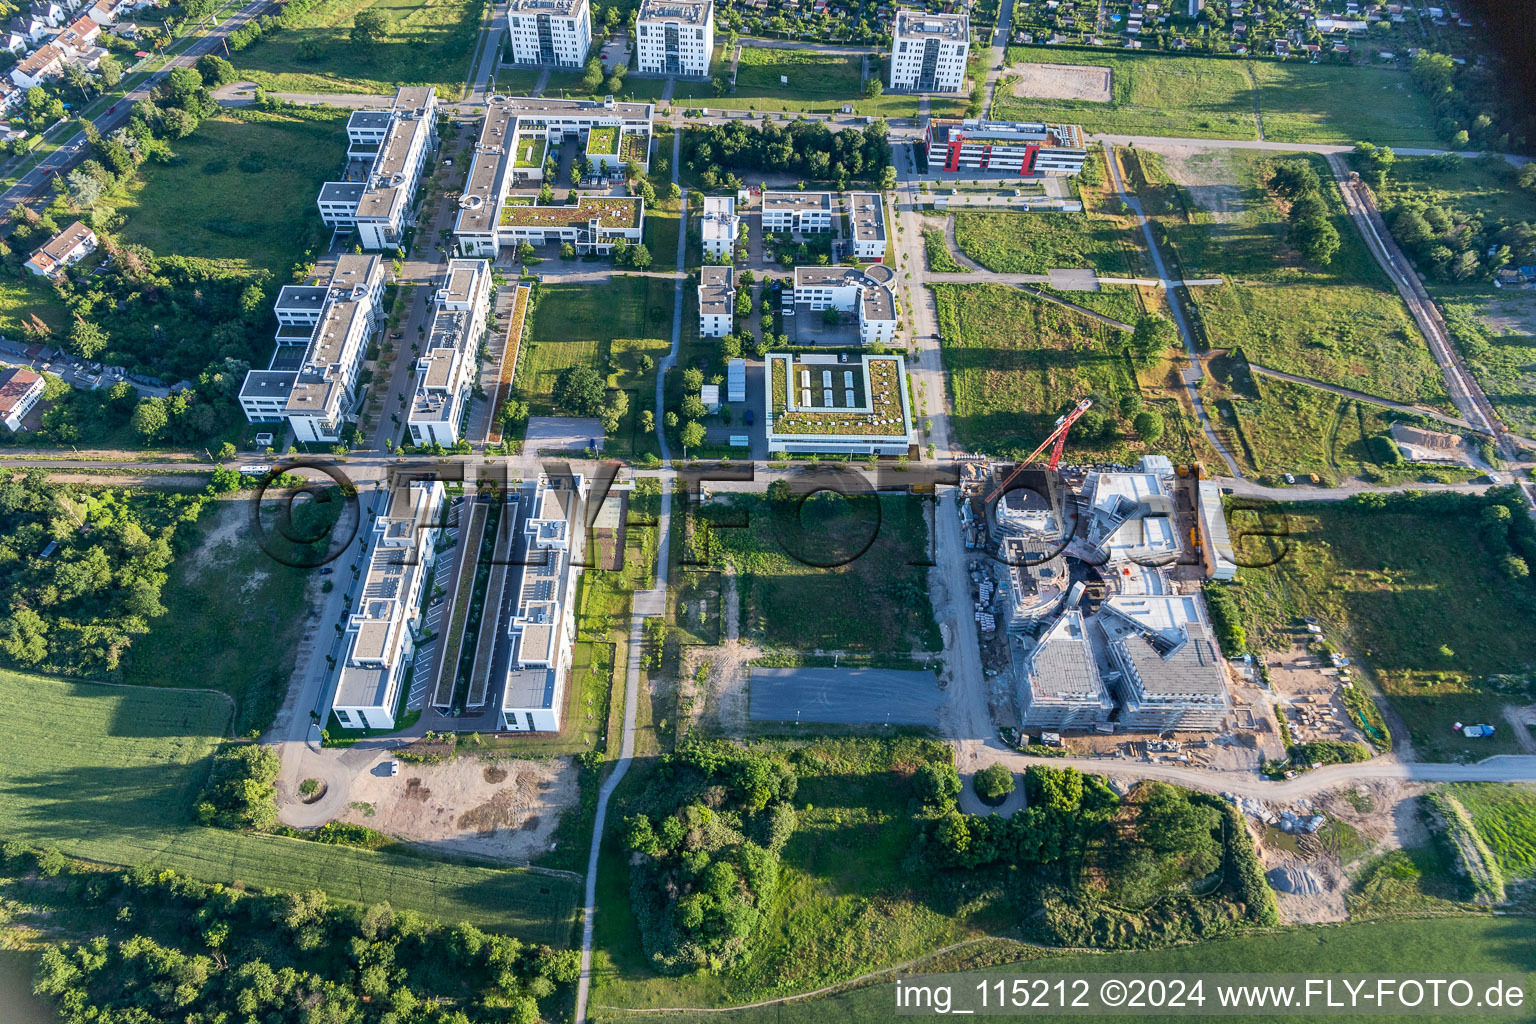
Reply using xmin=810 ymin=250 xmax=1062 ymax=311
xmin=341 ymin=751 xmax=576 ymax=864
xmin=1145 ymin=144 xmax=1245 ymax=222
xmin=1007 ymin=62 xmax=1112 ymax=103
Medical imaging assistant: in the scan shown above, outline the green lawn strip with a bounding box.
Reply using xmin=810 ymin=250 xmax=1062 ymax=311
xmin=0 ymin=669 xmax=579 ymax=942
xmin=952 ymin=211 xmax=1135 ymax=277
xmin=592 ymin=916 xmax=1536 ymax=1022
xmin=233 ymin=0 xmax=485 ymax=98
xmin=591 ymin=738 xmax=971 ymax=1012
xmin=1224 ymin=497 xmax=1536 ymax=761
xmin=932 ymin=283 xmax=1201 ymax=464
xmin=1445 ymin=783 xmax=1536 ymax=880
xmin=692 ymin=493 xmax=940 ymax=654
xmin=1128 ymin=147 xmax=1451 ymax=408
xmin=104 ymin=110 xmax=345 ymax=278
xmin=994 ymin=47 xmax=1437 ymax=147
xmin=118 ymin=499 xmax=313 ymax=736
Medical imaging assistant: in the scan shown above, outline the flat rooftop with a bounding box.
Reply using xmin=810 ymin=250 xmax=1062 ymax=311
xmin=1026 ymin=611 xmax=1108 ymax=701
xmin=493 ymin=94 xmax=655 ymax=123
xmin=508 ymin=0 xmax=585 ymax=12
xmin=698 ymin=265 xmax=733 ymax=315
xmin=499 ymin=194 xmax=641 ymax=229
xmin=458 ymin=104 xmax=518 ymax=236
xmin=846 ymin=192 xmax=886 ymax=245
xmin=793 ymin=265 xmax=894 ymax=322
xmin=638 ymin=0 xmax=712 ymax=23
xmin=768 ymin=352 xmax=910 ymax=437
xmin=929 ymin=118 xmax=1085 ymax=150
xmin=764 ymin=190 xmax=832 ymax=213
xmin=894 ymin=9 xmax=968 ymax=38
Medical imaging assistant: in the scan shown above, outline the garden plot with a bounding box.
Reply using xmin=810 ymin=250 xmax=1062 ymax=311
xmin=339 ymin=750 xmax=577 ymax=864
xmin=1007 ymin=62 xmax=1112 ymax=103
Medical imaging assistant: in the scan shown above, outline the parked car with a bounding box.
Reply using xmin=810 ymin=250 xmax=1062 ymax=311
xmin=320 ymin=567 xmax=334 ymax=576
xmin=744 ymin=409 xmax=754 ymax=426
xmin=387 ymin=760 xmax=401 ymax=777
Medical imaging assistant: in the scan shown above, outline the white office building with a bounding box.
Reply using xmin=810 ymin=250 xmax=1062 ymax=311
xmin=700 ymin=194 xmax=739 ymax=260
xmin=331 ymin=480 xmax=445 ymax=731
xmin=764 ymin=352 xmax=916 ymax=456
xmin=845 ymin=192 xmax=886 ymax=261
xmin=316 ymin=87 xmax=439 ymax=251
xmin=237 ymin=255 xmax=386 ymax=443
xmin=506 ymin=0 xmax=591 ymax=68
xmin=888 ymin=10 xmax=969 ymax=93
xmin=698 ymin=265 xmax=734 ymax=338
xmin=792 ymin=263 xmax=898 ymax=346
xmin=455 ymin=95 xmax=654 ymax=258
xmin=408 ymin=260 xmax=493 ymax=448
xmin=925 ymin=118 xmax=1089 ymax=176
xmin=762 ymin=191 xmax=833 ymax=233
xmin=635 ymin=0 xmax=714 ymax=77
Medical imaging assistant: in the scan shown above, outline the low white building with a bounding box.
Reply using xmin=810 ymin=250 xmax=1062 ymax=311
xmin=24 ymin=220 xmax=95 ymax=277
xmin=316 ymin=87 xmax=439 ymax=251
xmin=1195 ymin=479 xmax=1237 ymax=581
xmin=845 ymin=191 xmax=886 ymax=262
xmin=888 ymin=10 xmax=969 ymax=93
xmin=330 ymin=479 xmax=445 ymax=731
xmin=501 ymin=472 xmax=589 ymax=733
xmin=635 ymin=0 xmax=714 ymax=77
xmin=762 ymin=190 xmax=833 ymax=233
xmin=455 ymin=95 xmax=654 ymax=258
xmin=700 ymin=194 xmax=739 ymax=261
xmin=764 ymin=352 xmax=915 ymax=456
xmin=792 ymin=263 xmax=897 ymax=346
xmin=506 ymin=0 xmax=591 ymax=68
xmin=408 ymin=260 xmax=493 ymax=448
xmin=497 ymin=194 xmax=644 ymax=254
xmin=0 ymin=366 xmax=45 ymax=430
xmin=698 ymin=265 xmax=733 ymax=338
xmin=237 ymin=254 xmax=386 ymax=443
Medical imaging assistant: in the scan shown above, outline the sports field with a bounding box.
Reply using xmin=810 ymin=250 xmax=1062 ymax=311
xmin=0 ymin=670 xmax=580 ymax=943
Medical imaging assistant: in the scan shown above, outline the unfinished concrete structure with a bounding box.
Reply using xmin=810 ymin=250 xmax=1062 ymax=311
xmin=1019 ymin=610 xmax=1114 ymax=729
xmin=1097 ymin=594 xmax=1230 ymax=731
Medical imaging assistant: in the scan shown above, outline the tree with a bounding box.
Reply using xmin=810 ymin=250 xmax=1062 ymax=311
xmin=582 ymin=57 xmax=604 ymax=93
xmin=627 ymin=243 xmax=652 ymax=269
xmin=70 ymin=319 xmax=108 ymax=360
xmin=973 ymin=764 xmax=1015 ymax=806
xmin=160 ymin=66 xmax=206 ymax=109
xmin=130 ymin=398 xmax=168 ymax=440
xmin=664 ymin=410 xmax=678 ymax=429
xmin=560 ymin=241 xmax=577 ymax=260
xmin=1130 ymin=314 xmax=1177 ymax=361
xmin=680 ymin=394 xmax=707 ymax=420
xmin=65 ymin=168 xmax=104 ymax=209
xmin=1291 ymin=214 xmax=1340 ymax=265
xmin=914 ymin=762 xmax=962 ymax=810
xmin=351 ymin=9 xmax=389 ymax=47
xmin=0 ymin=607 xmax=48 ymax=665
xmin=680 ymin=420 xmax=704 ymax=452
xmin=863 ymin=77 xmax=882 ymax=98
xmin=1519 ymin=163 xmax=1536 ymax=192
xmin=553 ymin=365 xmax=605 ymax=416
xmin=1132 ymin=409 xmax=1164 ymax=443
xmin=98 ymin=57 xmax=122 ymax=89
xmin=161 ymin=106 xmax=200 ymax=139
xmin=682 ymin=367 xmax=704 ymax=392
xmin=196 ymin=54 xmax=236 ymax=87
xmin=640 ymin=409 xmax=655 ymax=433
xmin=1269 ymin=159 xmax=1320 ymax=198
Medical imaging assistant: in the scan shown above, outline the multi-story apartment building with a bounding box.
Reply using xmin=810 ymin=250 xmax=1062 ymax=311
xmin=455 ymin=95 xmax=653 ymax=257
xmin=925 ymin=118 xmax=1088 ymax=176
xmin=698 ymin=265 xmax=733 ymax=338
xmin=408 ymin=260 xmax=493 ymax=448
xmin=24 ymin=219 xmax=95 ymax=277
xmin=316 ymin=87 xmax=439 ymax=251
xmin=330 ymin=479 xmax=444 ymax=731
xmin=845 ymin=192 xmax=886 ymax=261
xmin=501 ymin=472 xmax=590 ymax=733
xmin=506 ymin=0 xmax=591 ymax=68
xmin=635 ymin=0 xmax=713 ymax=77
xmin=762 ymin=191 xmax=833 ymax=233
xmin=888 ymin=10 xmax=969 ymax=93
xmin=700 ymin=194 xmax=739 ymax=260
xmin=792 ymin=264 xmax=898 ymax=346
xmin=237 ymin=255 xmax=386 ymax=443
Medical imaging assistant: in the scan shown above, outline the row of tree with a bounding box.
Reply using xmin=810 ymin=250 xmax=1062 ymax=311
xmin=684 ymin=119 xmax=893 ymax=192
xmin=1268 ymin=158 xmax=1341 ymax=266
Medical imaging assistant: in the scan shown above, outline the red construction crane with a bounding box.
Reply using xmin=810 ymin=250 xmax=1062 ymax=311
xmin=984 ymin=398 xmax=1094 ymax=504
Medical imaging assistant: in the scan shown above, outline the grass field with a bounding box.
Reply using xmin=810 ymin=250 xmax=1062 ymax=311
xmin=1225 ymin=499 xmax=1536 ymax=761
xmin=923 ymin=230 xmax=966 ymax=272
xmin=108 ymin=111 xmax=345 ymax=277
xmin=119 ymin=499 xmax=315 ymax=735
xmin=516 ymin=275 xmax=671 ymax=460
xmin=1128 ymin=147 xmax=1451 ymax=407
xmin=695 ymin=494 xmax=941 ymax=654
xmin=0 ymin=669 xmax=580 ymax=943
xmin=995 ymin=48 xmax=1438 ymax=146
xmin=933 ymin=283 xmax=1205 ymax=463
xmin=1445 ymin=783 xmax=1536 ymax=880
xmin=0 ymin=270 xmax=71 ymax=339
xmin=590 ymin=737 xmax=978 ymax=1012
xmin=233 ymin=0 xmax=483 ymax=97
xmin=952 ymin=211 xmax=1137 ymax=277
xmin=592 ymin=916 xmax=1536 ymax=1022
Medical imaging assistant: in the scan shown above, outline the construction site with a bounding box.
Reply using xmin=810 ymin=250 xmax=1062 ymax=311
xmin=953 ymin=401 xmax=1263 ymax=749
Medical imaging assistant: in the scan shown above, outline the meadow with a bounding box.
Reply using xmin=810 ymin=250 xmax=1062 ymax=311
xmin=1446 ymin=783 xmax=1536 ymax=880
xmin=592 ymin=916 xmax=1536 ymax=1022
xmin=0 ymin=670 xmax=580 ymax=942
xmin=1225 ymin=497 xmax=1536 ymax=760
xmin=0 ymin=271 xmax=70 ymax=339
xmin=233 ymin=0 xmax=484 ymax=97
xmin=108 ymin=110 xmax=344 ymax=278
xmin=952 ymin=211 xmax=1137 ymax=278
xmin=932 ymin=283 xmax=1205 ymax=463
xmin=1129 ymin=147 xmax=1451 ymax=407
xmin=995 ymin=48 xmax=1439 ymax=147
xmin=590 ymin=737 xmax=979 ymax=1012
xmin=515 ymin=275 xmax=672 ymax=460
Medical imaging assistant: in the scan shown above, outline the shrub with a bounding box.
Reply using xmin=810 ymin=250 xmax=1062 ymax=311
xmin=1288 ymin=740 xmax=1371 ymax=767
xmin=973 ymin=764 xmax=1016 ymax=806
xmin=196 ymin=743 xmax=280 ymax=831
